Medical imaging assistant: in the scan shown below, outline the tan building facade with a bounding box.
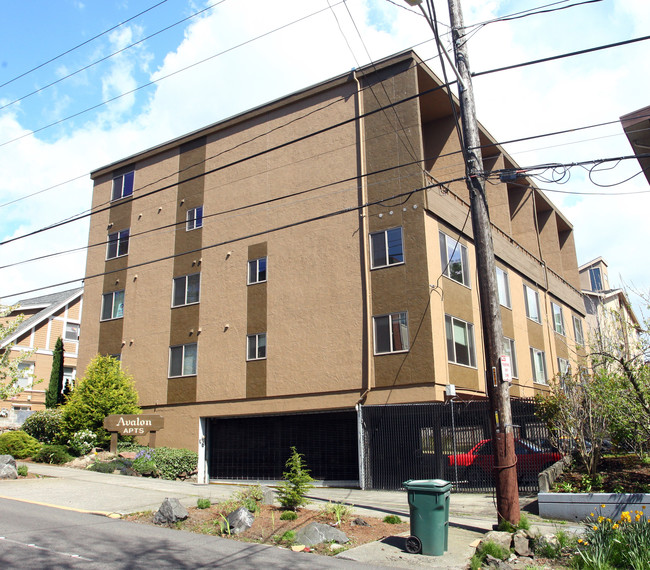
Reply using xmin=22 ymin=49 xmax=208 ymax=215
xmin=79 ymin=51 xmax=585 ymax=484
xmin=1 ymin=288 xmax=83 ymax=425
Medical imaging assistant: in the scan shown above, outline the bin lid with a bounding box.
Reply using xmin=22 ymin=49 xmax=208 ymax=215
xmin=403 ymin=479 xmax=452 ymax=492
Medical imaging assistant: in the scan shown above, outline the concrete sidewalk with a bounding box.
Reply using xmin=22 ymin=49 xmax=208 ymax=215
xmin=0 ymin=463 xmax=562 ymax=569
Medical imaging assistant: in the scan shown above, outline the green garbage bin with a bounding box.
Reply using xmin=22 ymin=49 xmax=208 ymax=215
xmin=403 ymin=479 xmax=452 ymax=556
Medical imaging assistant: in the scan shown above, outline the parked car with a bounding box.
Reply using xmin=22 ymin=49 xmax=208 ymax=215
xmin=448 ymin=439 xmax=562 ymax=483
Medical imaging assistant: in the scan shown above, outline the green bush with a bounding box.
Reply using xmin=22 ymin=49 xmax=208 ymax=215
xmin=280 ymin=510 xmax=298 ymax=520
xmin=150 ymin=447 xmax=198 ymax=480
xmin=68 ymin=429 xmax=97 ymax=456
xmin=88 ymin=461 xmax=116 ymax=473
xmin=383 ymin=515 xmax=402 ymax=524
xmin=197 ymin=498 xmax=211 ymax=509
xmin=276 ymin=447 xmax=314 ymax=510
xmin=33 ymin=444 xmax=73 ymax=464
xmin=0 ymin=430 xmax=42 ymax=458
xmin=132 ymin=449 xmax=158 ymax=476
xmin=21 ymin=409 xmax=64 ymax=444
xmin=17 ymin=465 xmax=28 ymax=477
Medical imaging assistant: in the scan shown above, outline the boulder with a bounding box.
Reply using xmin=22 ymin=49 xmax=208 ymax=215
xmin=352 ymin=517 xmax=369 ymax=526
xmin=0 ymin=455 xmax=16 ymax=469
xmin=226 ymin=506 xmax=255 ymax=534
xmin=484 ymin=530 xmax=513 ymax=550
xmin=0 ymin=463 xmax=17 ymax=480
xmin=513 ymin=530 xmax=532 ymax=556
xmin=260 ymin=486 xmax=276 ymax=505
xmin=294 ymin=522 xmax=349 ymax=546
xmin=153 ymin=498 xmax=189 ymax=525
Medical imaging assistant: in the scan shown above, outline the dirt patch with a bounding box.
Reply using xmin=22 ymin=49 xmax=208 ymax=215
xmin=126 ymin=502 xmax=410 ymax=556
xmin=553 ymin=454 xmax=650 ymax=493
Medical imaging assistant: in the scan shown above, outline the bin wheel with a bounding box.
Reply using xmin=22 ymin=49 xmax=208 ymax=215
xmin=405 ymin=535 xmax=422 ymax=554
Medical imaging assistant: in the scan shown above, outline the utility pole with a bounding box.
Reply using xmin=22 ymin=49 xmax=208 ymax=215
xmin=445 ymin=0 xmax=520 ymax=525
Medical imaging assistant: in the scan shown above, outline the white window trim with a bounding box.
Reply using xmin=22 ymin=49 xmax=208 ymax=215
xmin=172 ymin=274 xmax=201 ymax=307
xmin=16 ymin=362 xmax=35 ymax=390
xmin=557 ymin=357 xmax=571 ymax=379
xmin=551 ymin=302 xmax=565 ymax=335
xmin=573 ymin=315 xmax=584 ymax=346
xmin=247 ymin=257 xmax=267 ymax=285
xmin=369 ymin=227 xmax=404 ymax=269
xmin=496 ymin=267 xmax=511 ymax=308
xmin=111 ymin=171 xmax=134 ymax=201
xmin=186 ymin=206 xmax=203 ymax=231
xmin=439 ymin=231 xmax=470 ymax=287
xmin=373 ymin=312 xmax=409 ymax=355
xmin=247 ymin=333 xmax=267 ymax=361
xmin=64 ymin=322 xmax=80 ymax=342
xmin=445 ymin=314 xmax=477 ymax=368
xmin=523 ymin=284 xmax=541 ymax=323
xmin=503 ymin=336 xmax=518 ymax=378
xmin=106 ymin=229 xmax=129 ymax=260
xmin=530 ymin=347 xmax=548 ymax=385
xmin=168 ymin=343 xmax=198 ymax=378
xmin=101 ymin=290 xmax=125 ymax=321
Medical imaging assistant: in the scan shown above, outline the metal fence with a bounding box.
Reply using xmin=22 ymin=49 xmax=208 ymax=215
xmin=359 ymin=399 xmax=554 ymax=493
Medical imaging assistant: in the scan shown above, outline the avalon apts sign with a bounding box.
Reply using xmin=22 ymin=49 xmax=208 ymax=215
xmin=103 ymin=414 xmax=164 ymax=453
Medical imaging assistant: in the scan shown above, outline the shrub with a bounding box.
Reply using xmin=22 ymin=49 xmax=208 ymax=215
xmin=150 ymin=447 xmax=198 ymax=480
xmin=21 ymin=409 xmax=64 ymax=444
xmin=68 ymin=429 xmax=97 ymax=456
xmin=280 ymin=510 xmax=298 ymax=521
xmin=383 ymin=514 xmax=402 ymax=524
xmin=88 ymin=461 xmax=116 ymax=473
xmin=33 ymin=444 xmax=73 ymax=464
xmin=17 ymin=465 xmax=28 ymax=477
xmin=320 ymin=501 xmax=353 ymax=525
xmin=197 ymin=498 xmax=211 ymax=509
xmin=0 ymin=430 xmax=42 ymax=458
xmin=276 ymin=446 xmax=314 ymax=510
xmin=132 ymin=449 xmax=158 ymax=476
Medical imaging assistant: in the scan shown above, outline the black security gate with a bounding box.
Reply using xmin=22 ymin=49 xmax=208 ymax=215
xmin=207 ymin=410 xmax=358 ymax=482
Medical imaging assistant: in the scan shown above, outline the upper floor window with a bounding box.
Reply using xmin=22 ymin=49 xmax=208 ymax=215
xmin=589 ymin=267 xmax=603 ymax=292
xmin=186 ymin=206 xmax=203 ymax=231
xmin=573 ymin=316 xmax=585 ymax=346
xmin=503 ymin=336 xmax=518 ymax=378
xmin=523 ymin=284 xmax=541 ymax=323
xmin=248 ymin=257 xmax=267 ymax=285
xmin=63 ymin=367 xmax=76 ymax=391
xmin=496 ymin=267 xmax=511 ymax=308
xmin=439 ymin=232 xmax=470 ymax=286
xmin=557 ymin=357 xmax=571 ymax=380
xmin=172 ymin=274 xmax=200 ymax=307
xmin=551 ymin=302 xmax=565 ymax=335
xmin=101 ymin=290 xmax=125 ymax=321
xmin=445 ymin=315 xmax=476 ymax=367
xmin=107 ymin=229 xmax=129 ymax=260
xmin=247 ymin=333 xmax=267 ymax=361
xmin=373 ymin=312 xmax=409 ymax=355
xmin=64 ymin=323 xmax=80 ymax=342
xmin=111 ymin=171 xmax=134 ymax=201
xmin=370 ymin=227 xmax=404 ymax=269
xmin=530 ymin=347 xmax=547 ymax=384
xmin=16 ymin=362 xmax=34 ymax=390
xmin=169 ymin=343 xmax=197 ymax=377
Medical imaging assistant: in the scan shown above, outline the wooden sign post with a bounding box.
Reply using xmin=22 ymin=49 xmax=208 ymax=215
xmin=103 ymin=414 xmax=164 ymax=454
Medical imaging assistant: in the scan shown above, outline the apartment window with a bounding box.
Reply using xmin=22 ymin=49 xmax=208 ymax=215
xmin=551 ymin=302 xmax=565 ymax=335
xmin=172 ymin=274 xmax=201 ymax=307
xmin=186 ymin=206 xmax=203 ymax=231
xmin=247 ymin=333 xmax=267 ymax=361
xmin=496 ymin=267 xmax=511 ymax=308
xmin=16 ymin=362 xmax=34 ymax=390
xmin=523 ymin=284 xmax=541 ymax=323
xmin=373 ymin=312 xmax=409 ymax=355
xmin=248 ymin=257 xmax=267 ymax=285
xmin=445 ymin=315 xmax=476 ymax=367
xmin=503 ymin=337 xmax=518 ymax=378
xmin=573 ymin=316 xmax=585 ymax=346
xmin=589 ymin=267 xmax=603 ymax=292
xmin=439 ymin=232 xmax=470 ymax=286
xmin=557 ymin=358 xmax=571 ymax=380
xmin=63 ymin=367 xmax=76 ymax=391
xmin=64 ymin=323 xmax=80 ymax=342
xmin=101 ymin=290 xmax=125 ymax=320
xmin=530 ymin=348 xmax=547 ymax=384
xmin=169 ymin=343 xmax=197 ymax=377
xmin=111 ymin=171 xmax=134 ymax=201
xmin=106 ymin=229 xmax=129 ymax=259
xmin=370 ymin=227 xmax=404 ymax=269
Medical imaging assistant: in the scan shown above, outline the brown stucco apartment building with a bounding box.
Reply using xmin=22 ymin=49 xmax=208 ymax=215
xmin=79 ymin=51 xmax=585 ymax=486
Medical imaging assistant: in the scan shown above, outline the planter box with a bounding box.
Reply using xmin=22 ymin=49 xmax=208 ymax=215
xmin=539 ymin=492 xmax=650 ymax=522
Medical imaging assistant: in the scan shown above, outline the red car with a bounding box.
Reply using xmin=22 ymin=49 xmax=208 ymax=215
xmin=448 ymin=439 xmax=562 ymax=482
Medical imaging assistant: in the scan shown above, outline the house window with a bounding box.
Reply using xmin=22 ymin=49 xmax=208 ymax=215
xmin=169 ymin=343 xmax=197 ymax=377
xmin=373 ymin=312 xmax=409 ymax=355
xmin=101 ymin=290 xmax=125 ymax=321
xmin=523 ymin=284 xmax=541 ymax=323
xmin=64 ymin=323 xmax=80 ymax=342
xmin=62 ymin=367 xmax=76 ymax=391
xmin=370 ymin=227 xmax=404 ymax=269
xmin=106 ymin=229 xmax=129 ymax=259
xmin=16 ymin=362 xmax=34 ymax=390
xmin=530 ymin=347 xmax=547 ymax=384
xmin=445 ymin=315 xmax=476 ymax=367
xmin=439 ymin=232 xmax=470 ymax=286
xmin=573 ymin=316 xmax=584 ymax=346
xmin=503 ymin=337 xmax=518 ymax=378
xmin=247 ymin=333 xmax=267 ymax=361
xmin=172 ymin=274 xmax=200 ymax=307
xmin=551 ymin=302 xmax=565 ymax=335
xmin=248 ymin=257 xmax=267 ymax=285
xmin=557 ymin=358 xmax=571 ymax=380
xmin=111 ymin=171 xmax=134 ymax=201
xmin=186 ymin=206 xmax=203 ymax=231
xmin=589 ymin=267 xmax=603 ymax=292
xmin=496 ymin=267 xmax=511 ymax=308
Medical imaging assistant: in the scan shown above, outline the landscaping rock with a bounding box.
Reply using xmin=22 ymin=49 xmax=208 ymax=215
xmin=294 ymin=522 xmax=349 ymax=546
xmin=352 ymin=517 xmax=369 ymax=526
xmin=153 ymin=498 xmax=189 ymax=525
xmin=260 ymin=486 xmax=275 ymax=505
xmin=484 ymin=553 xmax=513 ymax=569
xmin=226 ymin=506 xmax=255 ymax=534
xmin=484 ymin=530 xmax=513 ymax=550
xmin=0 ymin=455 xmax=16 ymax=469
xmin=513 ymin=530 xmax=532 ymax=556
xmin=0 ymin=463 xmax=17 ymax=479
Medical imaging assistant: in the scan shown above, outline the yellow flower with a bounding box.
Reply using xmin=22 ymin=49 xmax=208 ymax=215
xmin=592 ymin=525 xmax=598 ymax=530
xmin=607 ymin=518 xmax=611 ymax=522
xmin=643 ymin=506 xmax=646 ymax=510
xmin=578 ymin=538 xmax=583 ymax=544
xmin=590 ymin=513 xmax=595 ymax=517
xmin=613 ymin=523 xmax=619 ymax=529
xmin=636 ymin=514 xmax=641 ymax=521
xmin=597 ymin=516 xmax=604 ymax=523
xmin=601 ymin=504 xmax=606 ymax=508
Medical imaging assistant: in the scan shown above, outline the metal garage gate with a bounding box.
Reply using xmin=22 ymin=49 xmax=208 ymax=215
xmin=207 ymin=410 xmax=359 ymax=483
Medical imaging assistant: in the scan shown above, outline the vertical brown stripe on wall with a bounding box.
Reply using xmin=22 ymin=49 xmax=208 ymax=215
xmin=247 ymin=242 xmax=267 ymax=398
xmin=167 ymin=137 xmax=206 ymax=405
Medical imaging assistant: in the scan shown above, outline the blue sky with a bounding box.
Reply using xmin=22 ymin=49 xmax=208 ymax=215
xmin=1 ymin=0 xmax=649 ymax=314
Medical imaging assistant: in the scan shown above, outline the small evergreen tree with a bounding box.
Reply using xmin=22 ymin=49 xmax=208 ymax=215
xmin=276 ymin=446 xmax=314 ymax=510
xmin=45 ymin=337 xmax=65 ymax=408
xmin=60 ymin=355 xmax=140 ymax=447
